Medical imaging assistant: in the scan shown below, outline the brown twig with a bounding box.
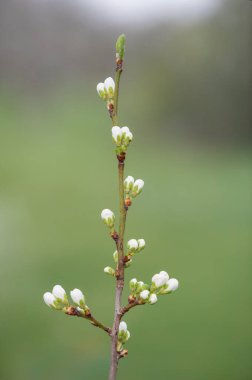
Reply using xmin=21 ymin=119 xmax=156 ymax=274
xmin=65 ymin=306 xmax=111 ymax=336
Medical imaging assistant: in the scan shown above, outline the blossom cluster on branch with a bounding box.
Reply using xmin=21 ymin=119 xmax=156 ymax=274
xmin=42 ymin=34 xmax=179 ymax=380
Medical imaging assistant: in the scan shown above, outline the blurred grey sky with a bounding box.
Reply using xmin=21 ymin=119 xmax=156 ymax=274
xmin=30 ymin=0 xmax=223 ymax=25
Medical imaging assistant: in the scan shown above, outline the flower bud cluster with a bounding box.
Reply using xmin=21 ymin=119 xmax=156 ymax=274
xmin=43 ymin=285 xmax=68 ymax=310
xmin=96 ymin=77 xmax=115 ymax=100
xmin=129 ymin=271 xmax=179 ymax=306
xmin=43 ymin=285 xmax=89 ymax=313
xmin=151 ymin=271 xmax=179 ymax=294
xmin=127 ymin=238 xmax=145 ymax=254
xmin=112 ymin=126 xmax=133 ymax=154
xmin=124 ymin=176 xmax=144 ymax=206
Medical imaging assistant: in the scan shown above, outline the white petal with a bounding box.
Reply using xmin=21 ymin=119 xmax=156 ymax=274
xmin=101 ymin=209 xmax=114 ymax=220
xmin=52 ymin=285 xmax=66 ymax=300
xmin=140 ymin=290 xmax=150 ymax=300
xmin=127 ymin=239 xmax=138 ymax=250
xmin=43 ymin=292 xmax=56 ymax=307
xmin=70 ymin=288 xmax=85 ymax=305
xmin=104 ymin=77 xmax=115 ymax=91
xmin=167 ymin=278 xmax=179 ymax=292
xmin=119 ymin=321 xmax=127 ymax=332
xmin=149 ymin=293 xmax=158 ymax=304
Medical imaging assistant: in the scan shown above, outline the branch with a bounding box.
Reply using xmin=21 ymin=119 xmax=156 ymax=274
xmin=109 ymin=41 xmax=126 ymax=380
xmin=65 ymin=306 xmax=111 ymax=336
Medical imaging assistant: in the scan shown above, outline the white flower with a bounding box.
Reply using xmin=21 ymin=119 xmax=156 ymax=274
xmin=52 ymin=285 xmax=66 ymax=302
xmin=104 ymin=266 xmax=115 ymax=276
xmin=124 ymin=176 xmax=134 ymax=192
xmin=104 ymin=77 xmax=115 ymax=95
xmin=70 ymin=288 xmax=85 ymax=307
xmin=127 ymin=239 xmax=138 ymax=251
xmin=149 ymin=293 xmax=158 ymax=304
xmin=132 ymin=179 xmax=144 ymax=197
xmin=43 ymin=292 xmax=56 ymax=308
xmin=119 ymin=321 xmax=127 ymax=332
xmin=160 ymin=271 xmax=169 ymax=284
xmin=112 ymin=126 xmax=122 ymax=146
xmin=152 ymin=271 xmax=169 ymax=288
xmin=121 ymin=126 xmax=133 ymax=143
xmin=137 ymin=239 xmax=146 ymax=251
xmin=167 ymin=278 xmax=179 ymax=292
xmin=129 ymin=278 xmax=137 ymax=291
xmin=140 ymin=290 xmax=150 ymax=300
xmin=96 ymin=82 xmax=106 ymax=98
xmin=101 ymin=209 xmax=115 ymax=228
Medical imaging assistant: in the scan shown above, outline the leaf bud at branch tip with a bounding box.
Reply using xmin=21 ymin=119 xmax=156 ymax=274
xmin=116 ymin=34 xmax=126 ymax=68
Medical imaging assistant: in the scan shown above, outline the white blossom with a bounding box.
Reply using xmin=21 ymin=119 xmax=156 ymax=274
xmin=149 ymin=293 xmax=158 ymax=304
xmin=104 ymin=77 xmax=115 ymax=95
xmin=127 ymin=239 xmax=138 ymax=251
xmin=104 ymin=266 xmax=115 ymax=276
xmin=119 ymin=321 xmax=127 ymax=332
xmin=132 ymin=179 xmax=144 ymax=196
xmin=101 ymin=209 xmax=115 ymax=228
xmin=43 ymin=292 xmax=56 ymax=308
xmin=96 ymin=82 xmax=105 ymax=98
xmin=52 ymin=285 xmax=66 ymax=302
xmin=140 ymin=290 xmax=150 ymax=300
xmin=112 ymin=126 xmax=122 ymax=146
xmin=124 ymin=176 xmax=134 ymax=192
xmin=152 ymin=271 xmax=169 ymax=288
xmin=167 ymin=278 xmax=179 ymax=292
xmin=121 ymin=126 xmax=133 ymax=143
xmin=137 ymin=239 xmax=146 ymax=251
xmin=70 ymin=288 xmax=85 ymax=306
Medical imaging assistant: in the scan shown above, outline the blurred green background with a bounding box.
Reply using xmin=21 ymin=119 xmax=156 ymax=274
xmin=0 ymin=0 xmax=251 ymax=379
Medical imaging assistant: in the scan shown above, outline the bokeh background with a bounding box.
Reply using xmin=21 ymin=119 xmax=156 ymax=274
xmin=0 ymin=0 xmax=251 ymax=379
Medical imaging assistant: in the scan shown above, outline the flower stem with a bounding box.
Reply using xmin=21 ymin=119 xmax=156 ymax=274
xmin=109 ymin=61 xmax=126 ymax=380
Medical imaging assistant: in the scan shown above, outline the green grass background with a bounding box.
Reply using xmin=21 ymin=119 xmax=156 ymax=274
xmin=0 ymin=94 xmax=251 ymax=380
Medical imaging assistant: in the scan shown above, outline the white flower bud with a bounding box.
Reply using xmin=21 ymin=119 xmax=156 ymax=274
xmin=129 ymin=278 xmax=137 ymax=292
xmin=112 ymin=126 xmax=122 ymax=146
xmin=52 ymin=285 xmax=67 ymax=303
xmin=149 ymin=293 xmax=158 ymax=304
xmin=160 ymin=271 xmax=169 ymax=284
xmin=101 ymin=209 xmax=115 ymax=228
xmin=104 ymin=266 xmax=115 ymax=276
xmin=167 ymin=278 xmax=179 ymax=292
xmin=119 ymin=321 xmax=127 ymax=332
xmin=137 ymin=239 xmax=146 ymax=251
xmin=70 ymin=288 xmax=85 ymax=307
xmin=104 ymin=77 xmax=115 ymax=96
xmin=132 ymin=179 xmax=144 ymax=197
xmin=140 ymin=289 xmax=150 ymax=300
xmin=43 ymin=292 xmax=56 ymax=308
xmin=121 ymin=126 xmax=133 ymax=145
xmin=124 ymin=176 xmax=134 ymax=192
xmin=96 ymin=82 xmax=106 ymax=99
xmin=127 ymin=239 xmax=138 ymax=252
xmin=136 ymin=281 xmax=144 ymax=293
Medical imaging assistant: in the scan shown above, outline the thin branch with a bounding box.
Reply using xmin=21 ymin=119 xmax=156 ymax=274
xmin=109 ymin=56 xmax=126 ymax=380
xmin=120 ymin=299 xmax=143 ymax=317
xmin=65 ymin=306 xmax=111 ymax=336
